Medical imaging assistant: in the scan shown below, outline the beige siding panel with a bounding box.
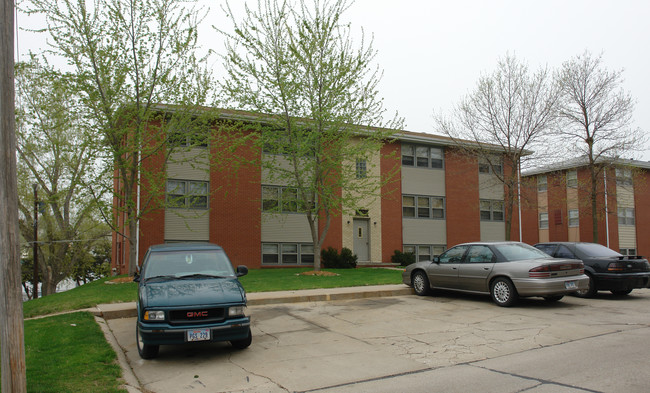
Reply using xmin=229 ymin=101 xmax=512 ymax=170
xmin=167 ymin=149 xmax=209 ymax=181
xmin=618 ymin=226 xmax=637 ymax=248
xmin=480 ymin=222 xmax=505 ymax=241
xmin=568 ymin=227 xmax=580 ymax=242
xmin=262 ymin=154 xmax=314 ymax=186
xmin=402 ymin=219 xmax=447 ymax=245
xmin=539 ymin=229 xmax=549 ymax=243
xmin=537 ymin=191 xmax=548 ymax=210
xmin=478 ymin=173 xmax=503 ymax=199
xmin=616 ymin=186 xmax=635 ymax=207
xmin=401 ymin=167 xmax=446 ymax=196
xmin=164 ymin=209 xmax=209 ymax=241
xmin=566 ymin=188 xmax=578 ymax=209
xmin=261 ymin=214 xmax=313 ymax=243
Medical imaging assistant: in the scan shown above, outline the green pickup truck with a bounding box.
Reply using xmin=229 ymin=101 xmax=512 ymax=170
xmin=134 ymin=243 xmax=251 ymax=359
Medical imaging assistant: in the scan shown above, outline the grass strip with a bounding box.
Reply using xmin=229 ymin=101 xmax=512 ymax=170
xmin=24 ymin=312 xmax=126 ymax=393
xmin=23 ymin=268 xmax=404 ymax=318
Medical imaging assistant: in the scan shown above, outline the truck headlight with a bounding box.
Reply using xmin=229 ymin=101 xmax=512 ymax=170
xmin=144 ymin=310 xmax=165 ymax=321
xmin=228 ymin=306 xmax=246 ymax=317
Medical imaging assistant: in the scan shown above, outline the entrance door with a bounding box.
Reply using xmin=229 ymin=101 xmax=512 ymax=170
xmin=353 ymin=219 xmax=370 ymax=262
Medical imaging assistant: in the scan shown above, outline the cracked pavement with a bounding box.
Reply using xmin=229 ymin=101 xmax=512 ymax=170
xmin=106 ymin=288 xmax=650 ymax=392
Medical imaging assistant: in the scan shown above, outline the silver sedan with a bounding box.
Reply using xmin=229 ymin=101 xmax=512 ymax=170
xmin=402 ymin=242 xmax=589 ymax=307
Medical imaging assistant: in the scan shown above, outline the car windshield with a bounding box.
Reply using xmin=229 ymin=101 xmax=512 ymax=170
xmin=143 ymin=250 xmax=235 ymax=280
xmin=494 ymin=243 xmax=551 ymax=262
xmin=575 ymin=243 xmax=622 ymax=257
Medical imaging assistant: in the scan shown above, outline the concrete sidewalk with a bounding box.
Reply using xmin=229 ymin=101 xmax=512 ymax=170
xmin=91 ymin=284 xmax=414 ymax=320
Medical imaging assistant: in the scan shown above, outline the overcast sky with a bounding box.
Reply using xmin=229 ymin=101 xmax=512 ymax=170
xmin=15 ymin=0 xmax=650 ymax=160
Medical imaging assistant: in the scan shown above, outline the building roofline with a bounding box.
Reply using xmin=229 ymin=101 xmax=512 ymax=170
xmin=523 ymin=156 xmax=650 ymax=176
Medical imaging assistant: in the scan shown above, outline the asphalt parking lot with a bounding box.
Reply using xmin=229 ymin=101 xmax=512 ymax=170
xmin=105 ymin=288 xmax=650 ymax=393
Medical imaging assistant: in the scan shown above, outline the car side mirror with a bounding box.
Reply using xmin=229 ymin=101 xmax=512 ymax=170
xmin=236 ymin=265 xmax=249 ymax=277
xmin=433 ymin=256 xmax=441 ymax=264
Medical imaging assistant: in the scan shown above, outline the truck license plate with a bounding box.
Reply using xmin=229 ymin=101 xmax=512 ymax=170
xmin=565 ymin=281 xmax=577 ymax=290
xmin=187 ymin=329 xmax=210 ymax=342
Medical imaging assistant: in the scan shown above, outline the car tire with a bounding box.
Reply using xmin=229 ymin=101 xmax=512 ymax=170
xmin=230 ymin=328 xmax=252 ymax=349
xmin=490 ymin=277 xmax=518 ymax=307
xmin=611 ymin=289 xmax=633 ymax=296
xmin=412 ymin=271 xmax=431 ymax=296
xmin=136 ymin=324 xmax=159 ymax=359
xmin=574 ymin=274 xmax=597 ymax=298
xmin=543 ymin=295 xmax=564 ymax=302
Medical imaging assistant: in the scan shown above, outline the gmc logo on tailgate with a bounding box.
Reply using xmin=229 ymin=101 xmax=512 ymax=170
xmin=187 ymin=311 xmax=208 ymax=318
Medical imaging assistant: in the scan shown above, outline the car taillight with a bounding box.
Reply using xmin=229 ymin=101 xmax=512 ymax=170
xmin=607 ymin=262 xmax=625 ymax=272
xmin=529 ymin=262 xmax=584 ymax=278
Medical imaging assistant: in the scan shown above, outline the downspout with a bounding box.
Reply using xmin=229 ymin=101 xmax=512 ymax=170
xmin=518 ymin=161 xmax=522 ymax=242
xmin=603 ymin=170 xmax=609 ymax=248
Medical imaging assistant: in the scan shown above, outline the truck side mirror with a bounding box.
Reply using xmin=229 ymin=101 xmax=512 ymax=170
xmin=236 ymin=265 xmax=249 ymax=277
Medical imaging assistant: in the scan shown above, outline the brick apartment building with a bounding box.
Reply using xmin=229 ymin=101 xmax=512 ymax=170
xmin=520 ymin=158 xmax=650 ymax=257
xmin=111 ymin=109 xmax=517 ymax=273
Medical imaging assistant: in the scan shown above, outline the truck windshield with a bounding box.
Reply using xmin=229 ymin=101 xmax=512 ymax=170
xmin=143 ymin=250 xmax=236 ymax=280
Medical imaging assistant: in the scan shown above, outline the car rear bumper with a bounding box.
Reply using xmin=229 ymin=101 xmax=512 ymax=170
xmin=593 ymin=273 xmax=650 ymax=291
xmin=138 ymin=317 xmax=251 ymax=345
xmin=512 ymin=275 xmax=590 ymax=297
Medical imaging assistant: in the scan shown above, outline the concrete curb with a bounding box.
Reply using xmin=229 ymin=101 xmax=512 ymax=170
xmin=93 ymin=285 xmax=414 ymax=320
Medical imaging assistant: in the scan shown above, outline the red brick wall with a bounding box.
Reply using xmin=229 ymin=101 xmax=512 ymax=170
xmin=520 ymin=176 xmax=539 ymax=245
xmin=605 ymin=167 xmax=619 ymax=250
xmin=380 ymin=142 xmax=402 ymax=262
xmin=547 ymin=171 xmax=568 ymax=241
xmin=209 ymin=130 xmax=262 ymax=268
xmin=634 ymin=169 xmax=650 ymax=257
xmin=137 ymin=123 xmax=166 ymax=267
xmin=576 ymin=167 xmax=618 ymax=247
xmin=445 ymin=149 xmax=480 ymax=247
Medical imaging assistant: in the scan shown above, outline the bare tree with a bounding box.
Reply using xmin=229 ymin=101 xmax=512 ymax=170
xmin=0 ymin=0 xmax=27 ymax=390
xmin=219 ymin=0 xmax=402 ymax=270
xmin=436 ymin=54 xmax=559 ymax=240
xmin=555 ymin=50 xmax=647 ymax=243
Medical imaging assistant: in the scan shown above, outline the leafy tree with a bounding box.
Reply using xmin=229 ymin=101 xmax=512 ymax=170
xmin=27 ymin=0 xmax=214 ymax=274
xmin=436 ymin=54 xmax=559 ymax=240
xmin=555 ymin=51 xmax=647 ymax=242
xmin=15 ymin=58 xmax=107 ymax=295
xmin=219 ymin=0 xmax=402 ymax=270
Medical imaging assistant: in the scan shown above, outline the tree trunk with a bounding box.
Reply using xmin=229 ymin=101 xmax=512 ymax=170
xmin=590 ymin=166 xmax=599 ymax=243
xmin=128 ymin=216 xmax=138 ymax=275
xmin=0 ymin=0 xmax=28 ymax=389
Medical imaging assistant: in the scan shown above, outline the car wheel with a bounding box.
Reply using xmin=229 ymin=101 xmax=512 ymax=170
xmin=412 ymin=271 xmax=431 ymax=296
xmin=230 ymin=328 xmax=252 ymax=349
xmin=574 ymin=274 xmax=597 ymax=298
xmin=490 ymin=277 xmax=518 ymax=307
xmin=611 ymin=289 xmax=633 ymax=296
xmin=136 ymin=324 xmax=159 ymax=359
xmin=543 ymin=295 xmax=564 ymax=302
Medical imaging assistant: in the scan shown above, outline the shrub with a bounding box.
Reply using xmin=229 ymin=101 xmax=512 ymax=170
xmin=391 ymin=250 xmax=416 ymax=266
xmin=321 ymin=247 xmax=358 ymax=269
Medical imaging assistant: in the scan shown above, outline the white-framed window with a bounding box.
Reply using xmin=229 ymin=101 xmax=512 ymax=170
xmin=401 ymin=144 xmax=444 ymax=169
xmin=616 ymin=168 xmax=633 ymax=187
xmin=402 ymin=195 xmax=445 ymax=219
xmin=262 ymin=242 xmax=315 ymax=265
xmin=620 ymin=248 xmax=636 ymax=256
xmin=539 ymin=212 xmax=549 ymax=229
xmin=262 ymin=185 xmax=304 ymax=213
xmin=567 ymin=170 xmax=578 ymax=188
xmin=537 ymin=175 xmax=547 ymax=192
xmin=404 ymin=245 xmax=446 ymax=262
xmin=568 ymin=209 xmax=579 ymax=227
xmin=166 ymin=179 xmax=209 ymax=209
xmin=478 ymin=157 xmax=503 ymax=175
xmin=480 ymin=200 xmax=504 ymax=221
xmin=356 ymin=158 xmax=367 ymax=179
xmin=618 ymin=207 xmax=635 ymax=226
xmin=168 ymin=128 xmax=208 ymax=148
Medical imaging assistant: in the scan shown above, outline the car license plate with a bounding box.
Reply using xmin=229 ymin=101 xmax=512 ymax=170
xmin=187 ymin=329 xmax=210 ymax=342
xmin=565 ymin=281 xmax=577 ymax=290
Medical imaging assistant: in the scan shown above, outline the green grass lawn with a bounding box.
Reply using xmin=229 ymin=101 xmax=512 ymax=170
xmin=24 ymin=267 xmax=403 ymax=318
xmin=24 ymin=312 xmax=126 ymax=393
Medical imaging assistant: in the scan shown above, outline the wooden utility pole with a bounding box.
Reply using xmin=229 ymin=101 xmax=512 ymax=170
xmin=33 ymin=184 xmax=39 ymax=299
xmin=0 ymin=0 xmax=28 ymax=391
